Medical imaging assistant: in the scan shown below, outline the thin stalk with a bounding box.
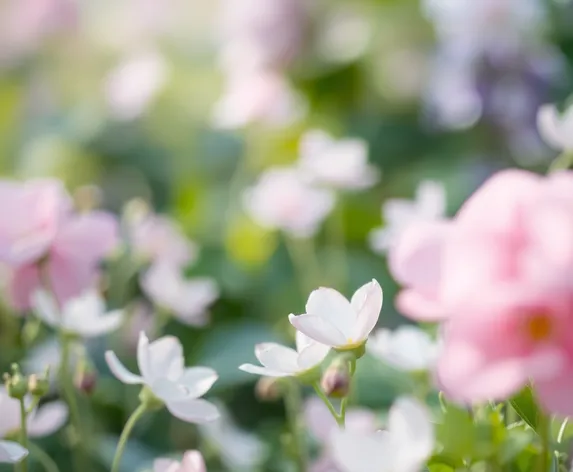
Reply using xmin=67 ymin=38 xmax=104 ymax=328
xmin=19 ymin=398 xmax=28 ymax=472
xmin=537 ymin=414 xmax=551 ymax=472
xmin=313 ymin=382 xmax=343 ymax=426
xmin=28 ymin=442 xmax=60 ymax=472
xmin=549 ymin=152 xmax=573 ymax=173
xmin=283 ymin=381 xmax=306 ymax=472
xmin=111 ymin=403 xmax=148 ymax=472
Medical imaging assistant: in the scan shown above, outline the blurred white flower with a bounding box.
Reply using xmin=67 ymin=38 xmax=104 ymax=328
xmin=240 ymin=331 xmax=330 ymax=377
xmin=105 ymin=332 xmax=220 ymax=424
xmin=154 ymin=450 xmax=206 ymax=472
xmin=305 ymin=397 xmax=377 ymax=472
xmin=104 ymin=50 xmax=169 ymax=121
xmin=331 ymin=396 xmax=434 ymax=472
xmin=32 ymin=289 xmax=124 ymax=338
xmin=130 ymin=213 xmax=198 ymax=267
xmin=199 ymin=402 xmax=266 ymax=470
xmin=298 ymin=130 xmax=378 ymax=190
xmin=0 ymin=441 xmax=28 ymax=464
xmin=24 ymin=337 xmax=63 ymax=390
xmin=0 ymin=387 xmax=68 ymax=439
xmin=289 ymin=280 xmax=383 ymax=350
xmin=368 ymin=326 xmax=439 ymax=372
xmin=212 ymin=70 xmax=305 ymax=129
xmin=369 ymin=180 xmax=446 ymax=254
xmin=537 ymin=103 xmax=573 ymax=151
xmin=243 ymin=167 xmax=335 ymax=238
xmin=122 ymin=301 xmax=156 ymax=352
xmin=141 ymin=263 xmax=219 ymax=326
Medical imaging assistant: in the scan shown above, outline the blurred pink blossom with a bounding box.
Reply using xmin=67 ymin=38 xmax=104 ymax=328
xmin=243 ymin=167 xmax=335 ymax=238
xmin=154 ymin=451 xmax=206 ymax=472
xmin=0 ymin=179 xmax=119 ymax=310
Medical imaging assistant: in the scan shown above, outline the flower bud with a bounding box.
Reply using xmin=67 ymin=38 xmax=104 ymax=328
xmin=255 ymin=377 xmax=282 ymax=402
xmin=28 ymin=372 xmax=50 ymax=398
xmin=320 ymin=360 xmax=350 ymax=398
xmin=4 ymin=364 xmax=29 ymax=399
xmin=75 ymin=369 xmax=97 ymax=395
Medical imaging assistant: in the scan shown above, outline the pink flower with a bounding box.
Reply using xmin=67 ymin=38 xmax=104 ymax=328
xmin=154 ymin=450 xmax=206 ymax=472
xmin=0 ymin=179 xmax=119 ymax=310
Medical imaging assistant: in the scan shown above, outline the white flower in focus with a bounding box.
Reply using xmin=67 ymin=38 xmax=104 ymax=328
xmin=130 ymin=213 xmax=197 ymax=267
xmin=105 ymin=50 xmax=169 ymax=121
xmin=0 ymin=387 xmax=68 ymax=440
xmin=243 ymin=167 xmax=335 ymax=238
xmin=32 ymin=290 xmax=124 ymax=338
xmin=154 ymin=450 xmax=206 ymax=472
xmin=368 ymin=326 xmax=439 ymax=372
xmin=141 ymin=263 xmax=219 ymax=326
xmin=289 ymin=280 xmax=383 ymax=350
xmin=105 ymin=332 xmax=220 ymax=424
xmin=239 ymin=331 xmax=330 ymax=377
xmin=211 ymin=70 xmax=305 ymax=129
xmin=369 ymin=180 xmax=446 ymax=254
xmin=537 ymin=103 xmax=573 ymax=152
xmin=331 ymin=396 xmax=434 ymax=472
xmin=298 ymin=130 xmax=379 ymax=190
xmin=199 ymin=402 xmax=266 ymax=470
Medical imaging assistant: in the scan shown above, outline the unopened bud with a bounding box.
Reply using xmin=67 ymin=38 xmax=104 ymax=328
xmin=320 ymin=361 xmax=350 ymax=398
xmin=75 ymin=369 xmax=97 ymax=395
xmin=28 ymin=371 xmax=50 ymax=398
xmin=255 ymin=377 xmax=282 ymax=402
xmin=4 ymin=364 xmax=29 ymax=399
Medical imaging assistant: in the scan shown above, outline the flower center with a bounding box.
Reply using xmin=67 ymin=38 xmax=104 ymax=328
xmin=524 ymin=313 xmax=553 ymax=342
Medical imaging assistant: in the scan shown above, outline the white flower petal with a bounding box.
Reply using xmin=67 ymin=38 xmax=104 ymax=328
xmin=295 ymin=330 xmax=314 ymax=353
xmin=142 ymin=335 xmax=184 ymax=384
xmin=166 ymin=398 xmax=220 ymax=424
xmin=306 ymin=287 xmax=355 ymax=335
xmin=68 ymin=309 xmax=124 ymax=338
xmin=331 ymin=429 xmax=393 ymax=472
xmin=537 ymin=103 xmax=566 ymax=150
xmin=352 ymin=279 xmax=383 ymax=341
xmin=0 ymin=441 xmax=28 ymax=463
xmin=178 ymin=367 xmax=218 ymax=398
xmin=27 ymin=401 xmax=68 ymax=437
xmin=105 ymin=351 xmax=143 ymax=385
xmin=238 ymin=364 xmax=291 ymax=377
xmin=32 ymin=290 xmax=60 ymax=328
xmin=288 ymin=314 xmax=347 ymax=347
xmin=137 ymin=331 xmax=152 ymax=381
xmin=153 ymin=458 xmax=178 ymax=472
xmin=254 ymin=343 xmax=300 ymax=373
xmin=151 ymin=379 xmax=190 ymax=402
xmin=297 ymin=342 xmax=330 ymax=370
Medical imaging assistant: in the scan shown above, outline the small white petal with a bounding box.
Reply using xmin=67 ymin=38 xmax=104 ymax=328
xmin=0 ymin=441 xmax=28 ymax=463
xmin=137 ymin=331 xmax=152 ymax=381
xmin=254 ymin=343 xmax=300 ymax=373
xmin=238 ymin=364 xmax=291 ymax=377
xmin=27 ymin=401 xmax=68 ymax=437
xmin=297 ymin=342 xmax=330 ymax=370
xmin=178 ymin=367 xmax=218 ymax=398
xmin=151 ymin=379 xmax=189 ymax=402
xmin=306 ymin=287 xmax=355 ymax=336
xmin=537 ymin=103 xmax=566 ymax=150
xmin=143 ymin=335 xmax=184 ymax=385
xmin=331 ymin=429 xmax=393 ymax=472
xmin=105 ymin=351 xmax=143 ymax=385
xmin=68 ymin=309 xmax=124 ymax=338
xmin=166 ymin=398 xmax=220 ymax=424
xmin=352 ymin=279 xmax=383 ymax=341
xmin=32 ymin=290 xmax=60 ymax=328
xmin=288 ymin=314 xmax=347 ymax=347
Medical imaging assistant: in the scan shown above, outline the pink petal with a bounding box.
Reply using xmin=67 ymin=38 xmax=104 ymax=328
xmin=536 ymin=371 xmax=573 ymax=417
xmin=8 ymin=264 xmax=40 ymax=310
xmin=395 ymin=289 xmax=447 ymax=322
xmin=46 ymin=252 xmax=98 ymax=305
xmin=181 ymin=451 xmax=206 ymax=472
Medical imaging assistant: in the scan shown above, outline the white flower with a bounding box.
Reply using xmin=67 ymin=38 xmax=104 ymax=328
xmin=298 ymin=130 xmax=378 ymax=190
xmin=367 ymin=327 xmax=439 ymax=372
xmin=141 ymin=262 xmax=219 ymax=326
xmin=32 ymin=289 xmax=124 ymax=338
xmin=154 ymin=450 xmax=206 ymax=472
xmin=0 ymin=441 xmax=28 ymax=464
xmin=288 ymin=280 xmax=383 ymax=350
xmin=130 ymin=213 xmax=197 ymax=267
xmin=369 ymin=180 xmax=446 ymax=254
xmin=23 ymin=337 xmax=63 ymax=390
xmin=537 ymin=103 xmax=573 ymax=151
xmin=199 ymin=402 xmax=266 ymax=470
xmin=239 ymin=331 xmax=330 ymax=377
xmin=243 ymin=167 xmax=335 ymax=238
xmin=105 ymin=332 xmax=220 ymax=424
xmin=0 ymin=386 xmax=68 ymax=440
xmin=331 ymin=396 xmax=434 ymax=472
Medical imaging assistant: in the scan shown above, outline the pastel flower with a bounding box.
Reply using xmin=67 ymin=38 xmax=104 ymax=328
xmin=537 ymin=103 xmax=573 ymax=151
xmin=0 ymin=387 xmax=68 ymax=439
xmin=154 ymin=450 xmax=206 ymax=472
xmin=32 ymin=289 xmax=124 ymax=337
xmin=298 ymin=130 xmax=378 ymax=190
xmin=198 ymin=402 xmax=266 ymax=470
xmin=0 ymin=441 xmax=28 ymax=464
xmin=105 ymin=332 xmax=220 ymax=424
xmin=239 ymin=331 xmax=330 ymax=377
xmin=141 ymin=263 xmax=219 ymax=326
xmin=331 ymin=396 xmax=434 ymax=472
xmin=305 ymin=397 xmax=376 ymax=472
xmin=243 ymin=167 xmax=335 ymax=238
xmin=288 ymin=280 xmax=383 ymax=350
xmin=369 ymin=180 xmax=446 ymax=254
xmin=130 ymin=213 xmax=197 ymax=267
xmin=368 ymin=326 xmax=439 ymax=372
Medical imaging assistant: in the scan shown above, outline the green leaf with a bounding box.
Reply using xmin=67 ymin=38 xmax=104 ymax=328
xmin=437 ymin=405 xmax=475 ymax=459
xmin=499 ymin=427 xmax=535 ymax=464
xmin=509 ymin=386 xmax=541 ymax=433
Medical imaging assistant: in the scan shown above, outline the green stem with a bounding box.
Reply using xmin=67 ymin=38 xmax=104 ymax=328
xmin=283 ymin=381 xmax=306 ymax=472
xmin=18 ymin=398 xmax=28 ymax=472
xmin=312 ymin=382 xmax=343 ymax=426
xmin=537 ymin=414 xmax=551 ymax=472
xmin=111 ymin=403 xmax=148 ymax=472
xmin=549 ymin=152 xmax=573 ymax=173
xmin=28 ymin=442 xmax=60 ymax=472
xmin=557 ymin=418 xmax=569 ymax=444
